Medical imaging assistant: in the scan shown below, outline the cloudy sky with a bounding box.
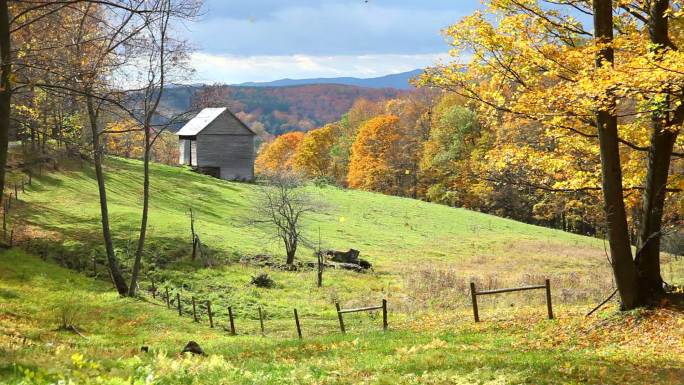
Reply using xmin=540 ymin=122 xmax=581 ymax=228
xmin=181 ymin=0 xmax=482 ymax=84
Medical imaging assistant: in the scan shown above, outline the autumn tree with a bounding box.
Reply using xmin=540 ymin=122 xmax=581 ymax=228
xmin=422 ymin=0 xmax=683 ymax=308
xmin=347 ymin=115 xmax=402 ymax=193
xmin=255 ymin=131 xmax=305 ymax=175
xmin=293 ymin=124 xmax=336 ymax=178
xmin=420 ymin=96 xmax=482 ymax=207
xmin=127 ymin=0 xmax=198 ymax=297
xmin=384 ymin=96 xmax=432 ymax=198
xmin=329 ymin=98 xmax=385 ymax=185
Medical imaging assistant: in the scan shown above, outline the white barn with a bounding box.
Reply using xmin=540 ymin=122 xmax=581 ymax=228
xmin=176 ymin=108 xmax=256 ymax=181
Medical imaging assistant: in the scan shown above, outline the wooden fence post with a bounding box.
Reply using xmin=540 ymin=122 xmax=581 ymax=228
xmin=335 ymin=302 xmax=346 ymax=334
xmin=3 ymin=200 xmax=7 ymax=241
xmin=192 ymin=297 xmax=198 ymax=322
xmin=228 ymin=306 xmax=236 ymax=335
xmin=177 ymin=293 xmax=182 ymax=316
xmin=165 ymin=287 xmax=170 ymax=308
xmin=207 ymin=300 xmax=214 ymax=328
xmin=470 ymin=282 xmax=480 ymax=322
xmin=294 ymin=308 xmax=302 ymax=339
xmin=382 ymin=299 xmax=388 ymax=331
xmin=545 ymin=279 xmax=554 ymax=320
xmin=258 ymin=306 xmax=265 ymax=336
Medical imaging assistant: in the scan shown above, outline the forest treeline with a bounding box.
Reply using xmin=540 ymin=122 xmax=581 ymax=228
xmin=254 ymin=91 xmax=679 ymax=240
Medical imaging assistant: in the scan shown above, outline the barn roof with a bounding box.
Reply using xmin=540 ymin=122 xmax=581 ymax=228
xmin=175 ymin=107 xmax=256 ymax=136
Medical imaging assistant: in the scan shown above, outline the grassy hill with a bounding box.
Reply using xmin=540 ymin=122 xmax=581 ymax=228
xmin=12 ymin=155 xmax=647 ymax=312
xmin=9 ymin=154 xmax=684 ymax=316
xmin=1 ymin=152 xmax=683 ymax=383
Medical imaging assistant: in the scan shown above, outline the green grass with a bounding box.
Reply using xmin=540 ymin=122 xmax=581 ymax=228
xmin=2 ymin=153 xmax=683 ymax=384
xmin=2 ymin=249 xmax=682 ymax=385
xmin=13 ymin=155 xmax=682 ymax=319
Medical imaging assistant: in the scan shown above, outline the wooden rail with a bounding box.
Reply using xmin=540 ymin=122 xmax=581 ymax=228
xmin=470 ymin=279 xmax=553 ymax=322
xmin=337 ymin=305 xmax=383 ymax=314
xmin=335 ymin=299 xmax=388 ymax=333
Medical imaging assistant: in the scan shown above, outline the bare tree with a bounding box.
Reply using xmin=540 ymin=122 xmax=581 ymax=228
xmin=127 ymin=0 xmax=199 ymax=297
xmin=57 ymin=1 xmax=197 ymax=295
xmin=249 ymin=172 xmax=320 ymax=266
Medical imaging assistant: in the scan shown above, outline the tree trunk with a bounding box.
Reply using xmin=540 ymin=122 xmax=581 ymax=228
xmin=128 ymin=125 xmax=150 ymax=296
xmin=285 ymin=237 xmax=296 ymax=265
xmin=86 ymin=94 xmax=128 ymax=295
xmin=592 ymin=0 xmax=638 ymax=309
xmin=0 ymin=0 xmax=10 ymax=209
xmin=634 ymin=0 xmax=679 ymax=304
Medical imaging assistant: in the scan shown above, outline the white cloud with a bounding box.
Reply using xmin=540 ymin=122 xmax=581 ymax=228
xmin=188 ymin=52 xmax=451 ymax=84
xmin=186 ymin=2 xmax=472 ymax=56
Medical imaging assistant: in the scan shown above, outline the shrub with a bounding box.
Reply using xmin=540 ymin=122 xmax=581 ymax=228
xmin=53 ymin=290 xmax=85 ymax=331
xmin=250 ymin=273 xmax=275 ymax=288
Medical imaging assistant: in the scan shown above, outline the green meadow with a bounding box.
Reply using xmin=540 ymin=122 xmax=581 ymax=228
xmin=1 ymin=153 xmax=683 ymax=384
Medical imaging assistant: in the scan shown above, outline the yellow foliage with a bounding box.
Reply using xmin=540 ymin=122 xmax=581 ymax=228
xmin=293 ymin=124 xmax=336 ymax=178
xmin=420 ymin=0 xmax=684 ymax=228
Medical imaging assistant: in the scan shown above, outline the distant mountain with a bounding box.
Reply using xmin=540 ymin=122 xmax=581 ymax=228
xmin=236 ymin=69 xmax=423 ymax=90
xmin=153 ymin=83 xmax=409 ymax=136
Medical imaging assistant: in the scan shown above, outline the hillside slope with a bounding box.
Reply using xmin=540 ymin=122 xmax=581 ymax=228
xmin=17 ymin=156 xmax=614 ymax=273
xmin=12 ymin=154 xmax=679 ymax=319
xmin=3 ymin=155 xmax=684 ymax=384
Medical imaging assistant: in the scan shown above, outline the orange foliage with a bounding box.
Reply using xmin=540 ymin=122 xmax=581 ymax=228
xmin=255 ymin=131 xmax=305 ymax=175
xmin=347 ymin=115 xmax=402 ymax=193
xmin=293 ymin=124 xmax=336 ymax=178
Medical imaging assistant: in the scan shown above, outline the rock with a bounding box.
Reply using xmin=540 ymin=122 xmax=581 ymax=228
xmin=181 ymin=341 xmax=205 ymax=355
xmin=334 ymin=262 xmax=364 ymax=272
xmin=327 ymin=249 xmax=360 ymax=264
xmin=358 ymin=259 xmax=373 ymax=270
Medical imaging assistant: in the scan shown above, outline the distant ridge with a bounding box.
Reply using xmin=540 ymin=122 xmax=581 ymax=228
xmin=236 ymin=69 xmax=423 ymax=90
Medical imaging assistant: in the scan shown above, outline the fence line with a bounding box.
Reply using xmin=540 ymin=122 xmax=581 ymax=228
xmin=143 ymin=278 xmax=393 ymax=339
xmin=141 ymin=277 xmax=557 ymax=339
xmin=470 ymin=279 xmax=554 ymax=322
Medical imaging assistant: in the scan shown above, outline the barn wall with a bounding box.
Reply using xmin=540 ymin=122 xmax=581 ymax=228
xmin=196 ymin=134 xmax=255 ymax=180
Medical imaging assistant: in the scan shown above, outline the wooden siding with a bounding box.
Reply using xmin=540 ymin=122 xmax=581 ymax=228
xmin=196 ymin=134 xmax=254 ymax=180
